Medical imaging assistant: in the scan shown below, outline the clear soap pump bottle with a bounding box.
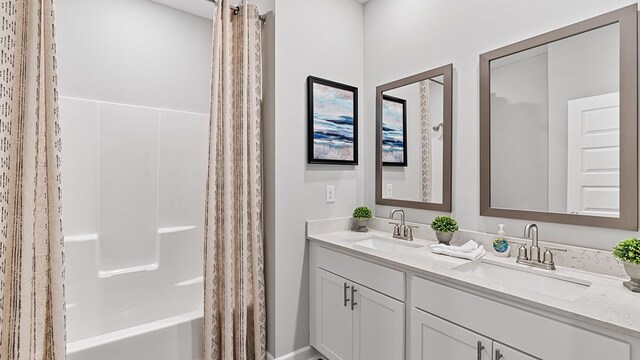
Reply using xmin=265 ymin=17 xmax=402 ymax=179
xmin=492 ymin=224 xmax=510 ymax=257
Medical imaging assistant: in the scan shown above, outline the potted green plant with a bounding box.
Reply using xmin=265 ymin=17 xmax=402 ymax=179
xmin=431 ymin=216 xmax=459 ymax=245
xmin=613 ymin=238 xmax=640 ymax=292
xmin=352 ymin=206 xmax=372 ymax=232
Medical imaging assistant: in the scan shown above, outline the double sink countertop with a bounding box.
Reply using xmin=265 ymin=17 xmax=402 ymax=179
xmin=307 ymin=222 xmax=640 ymax=338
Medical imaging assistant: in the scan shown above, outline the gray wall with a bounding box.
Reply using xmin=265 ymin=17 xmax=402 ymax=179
xmin=272 ymin=0 xmax=365 ymax=357
xmin=490 ymin=52 xmax=549 ymax=211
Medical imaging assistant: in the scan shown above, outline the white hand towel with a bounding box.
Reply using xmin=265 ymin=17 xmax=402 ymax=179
xmin=430 ymin=240 xmax=478 ymax=253
xmin=431 ymin=243 xmax=486 ymax=261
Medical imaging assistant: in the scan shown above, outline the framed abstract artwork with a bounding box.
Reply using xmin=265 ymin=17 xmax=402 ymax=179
xmin=381 ymin=94 xmax=407 ymax=166
xmin=307 ymin=76 xmax=358 ymax=165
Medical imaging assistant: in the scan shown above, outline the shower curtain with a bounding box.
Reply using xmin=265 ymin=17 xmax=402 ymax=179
xmin=419 ymin=80 xmax=432 ymax=202
xmin=204 ymin=0 xmax=266 ymax=359
xmin=0 ymin=0 xmax=67 ymax=359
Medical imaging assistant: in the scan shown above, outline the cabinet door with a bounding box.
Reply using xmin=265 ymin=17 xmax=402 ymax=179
xmin=411 ymin=308 xmax=492 ymax=360
xmin=315 ymin=269 xmax=354 ymax=360
xmin=352 ymin=284 xmax=404 ymax=360
xmin=493 ymin=342 xmax=539 ymax=360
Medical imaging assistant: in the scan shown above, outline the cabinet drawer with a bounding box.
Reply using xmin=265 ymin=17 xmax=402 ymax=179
xmin=317 ymin=246 xmax=405 ymax=301
xmin=412 ymin=276 xmax=631 ymax=360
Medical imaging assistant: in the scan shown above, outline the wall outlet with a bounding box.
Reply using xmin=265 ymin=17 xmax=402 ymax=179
xmin=386 ymin=184 xmax=393 ymax=198
xmin=326 ymin=185 xmax=335 ymax=203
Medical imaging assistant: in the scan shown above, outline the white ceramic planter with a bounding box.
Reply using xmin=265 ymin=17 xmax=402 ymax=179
xmin=623 ymin=262 xmax=640 ymax=292
xmin=435 ymin=232 xmax=454 ymax=245
xmin=354 ymin=218 xmax=370 ymax=232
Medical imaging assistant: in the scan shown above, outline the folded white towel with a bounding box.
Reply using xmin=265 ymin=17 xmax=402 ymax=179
xmin=430 ymin=240 xmax=478 ymax=253
xmin=431 ymin=240 xmax=486 ymax=261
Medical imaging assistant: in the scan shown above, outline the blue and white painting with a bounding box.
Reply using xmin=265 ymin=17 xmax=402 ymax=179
xmin=312 ymin=82 xmax=355 ymax=162
xmin=382 ymin=96 xmax=406 ymax=165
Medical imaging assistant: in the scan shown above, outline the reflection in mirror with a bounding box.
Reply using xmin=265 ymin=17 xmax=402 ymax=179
xmin=480 ymin=5 xmax=637 ymax=230
xmin=376 ymin=64 xmax=452 ymax=211
xmin=382 ymin=76 xmax=444 ymax=203
xmin=491 ymin=24 xmax=619 ymax=216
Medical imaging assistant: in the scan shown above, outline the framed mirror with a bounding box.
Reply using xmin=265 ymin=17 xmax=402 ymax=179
xmin=480 ymin=5 xmax=638 ymax=230
xmin=376 ymin=64 xmax=452 ymax=211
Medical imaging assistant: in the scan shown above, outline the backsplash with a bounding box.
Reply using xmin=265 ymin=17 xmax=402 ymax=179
xmin=306 ymin=217 xmax=627 ymax=279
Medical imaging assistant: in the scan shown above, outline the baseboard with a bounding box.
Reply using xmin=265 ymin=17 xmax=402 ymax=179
xmin=267 ymin=346 xmax=323 ymax=360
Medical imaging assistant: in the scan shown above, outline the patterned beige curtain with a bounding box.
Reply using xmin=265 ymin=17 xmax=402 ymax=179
xmin=419 ymin=80 xmax=432 ymax=202
xmin=204 ymin=0 xmax=266 ymax=359
xmin=0 ymin=0 xmax=66 ymax=359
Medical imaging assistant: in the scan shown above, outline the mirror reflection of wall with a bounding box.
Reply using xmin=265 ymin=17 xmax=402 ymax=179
xmin=381 ymin=75 xmax=444 ymax=204
xmin=490 ymin=23 xmax=620 ymax=217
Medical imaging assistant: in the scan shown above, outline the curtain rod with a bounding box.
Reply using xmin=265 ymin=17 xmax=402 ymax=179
xmin=206 ymin=0 xmax=267 ymax=23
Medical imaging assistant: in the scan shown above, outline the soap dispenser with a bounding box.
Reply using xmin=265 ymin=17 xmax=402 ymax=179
xmin=492 ymin=224 xmax=510 ymax=257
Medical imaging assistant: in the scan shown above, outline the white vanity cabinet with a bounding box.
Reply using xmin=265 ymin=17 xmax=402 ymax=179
xmin=310 ymin=246 xmax=405 ymax=360
xmin=411 ymin=276 xmax=633 ymax=360
xmin=411 ymin=308 xmax=493 ymax=359
xmin=411 ymin=308 xmax=536 ymax=360
xmin=493 ymin=342 xmax=539 ymax=360
xmin=309 ymin=240 xmax=639 ymax=360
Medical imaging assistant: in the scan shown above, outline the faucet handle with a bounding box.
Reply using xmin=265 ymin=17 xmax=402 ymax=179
xmin=543 ymin=247 xmax=567 ymax=267
xmin=510 ymin=241 xmax=528 ymax=261
xmin=388 ymin=222 xmax=401 ymax=236
xmin=405 ymin=225 xmax=418 ymax=240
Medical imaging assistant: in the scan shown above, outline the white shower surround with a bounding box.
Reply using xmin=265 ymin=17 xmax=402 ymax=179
xmin=60 ymin=97 xmax=209 ymax=359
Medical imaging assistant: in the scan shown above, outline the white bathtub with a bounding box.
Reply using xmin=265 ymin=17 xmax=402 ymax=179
xmin=67 ymin=311 xmax=203 ymax=360
xmin=64 ymin=228 xmax=205 ymax=360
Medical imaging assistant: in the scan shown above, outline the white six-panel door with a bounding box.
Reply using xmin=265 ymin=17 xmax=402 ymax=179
xmin=567 ymin=92 xmax=620 ymax=217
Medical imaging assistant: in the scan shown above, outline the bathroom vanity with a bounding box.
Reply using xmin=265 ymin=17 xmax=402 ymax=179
xmin=307 ymin=219 xmax=640 ymax=360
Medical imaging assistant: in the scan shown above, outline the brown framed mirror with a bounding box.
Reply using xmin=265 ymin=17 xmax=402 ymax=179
xmin=480 ymin=5 xmax=638 ymax=230
xmin=376 ymin=64 xmax=453 ymax=211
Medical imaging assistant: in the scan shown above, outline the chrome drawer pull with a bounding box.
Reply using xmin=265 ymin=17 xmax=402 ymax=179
xmin=343 ymin=282 xmax=350 ymax=307
xmin=477 ymin=341 xmax=485 ymax=360
xmin=351 ymin=287 xmax=358 ymax=310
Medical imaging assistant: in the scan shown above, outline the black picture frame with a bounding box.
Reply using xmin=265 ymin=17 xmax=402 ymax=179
xmin=381 ymin=94 xmax=408 ymax=167
xmin=307 ymin=76 xmax=358 ymax=165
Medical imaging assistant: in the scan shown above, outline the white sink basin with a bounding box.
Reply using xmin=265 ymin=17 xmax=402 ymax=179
xmin=351 ymin=236 xmax=423 ymax=253
xmin=454 ymin=261 xmax=591 ymax=301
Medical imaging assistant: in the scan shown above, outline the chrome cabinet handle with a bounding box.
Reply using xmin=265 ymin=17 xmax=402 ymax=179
xmin=351 ymin=287 xmax=358 ymax=310
xmin=343 ymin=282 xmax=350 ymax=307
xmin=476 ymin=341 xmax=485 ymax=360
xmin=495 ymin=349 xmax=503 ymax=359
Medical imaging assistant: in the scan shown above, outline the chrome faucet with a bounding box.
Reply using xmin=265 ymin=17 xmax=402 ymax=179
xmin=389 ymin=209 xmax=417 ymax=241
xmin=515 ymin=223 xmax=566 ymax=270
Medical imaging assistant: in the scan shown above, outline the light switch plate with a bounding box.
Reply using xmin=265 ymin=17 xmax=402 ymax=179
xmin=326 ymin=185 xmax=335 ymax=203
xmin=386 ymin=184 xmax=393 ymax=198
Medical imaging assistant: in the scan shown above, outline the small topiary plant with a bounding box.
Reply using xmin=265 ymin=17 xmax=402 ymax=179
xmin=431 ymin=216 xmax=459 ymax=233
xmin=352 ymin=206 xmax=372 ymax=219
xmin=613 ymin=238 xmax=640 ymax=264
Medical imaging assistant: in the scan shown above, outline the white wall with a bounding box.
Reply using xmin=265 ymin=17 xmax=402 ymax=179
xmin=56 ymin=0 xmax=213 ymax=113
xmin=363 ymin=0 xmax=639 ymax=250
xmin=272 ymin=0 xmax=364 ymax=356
